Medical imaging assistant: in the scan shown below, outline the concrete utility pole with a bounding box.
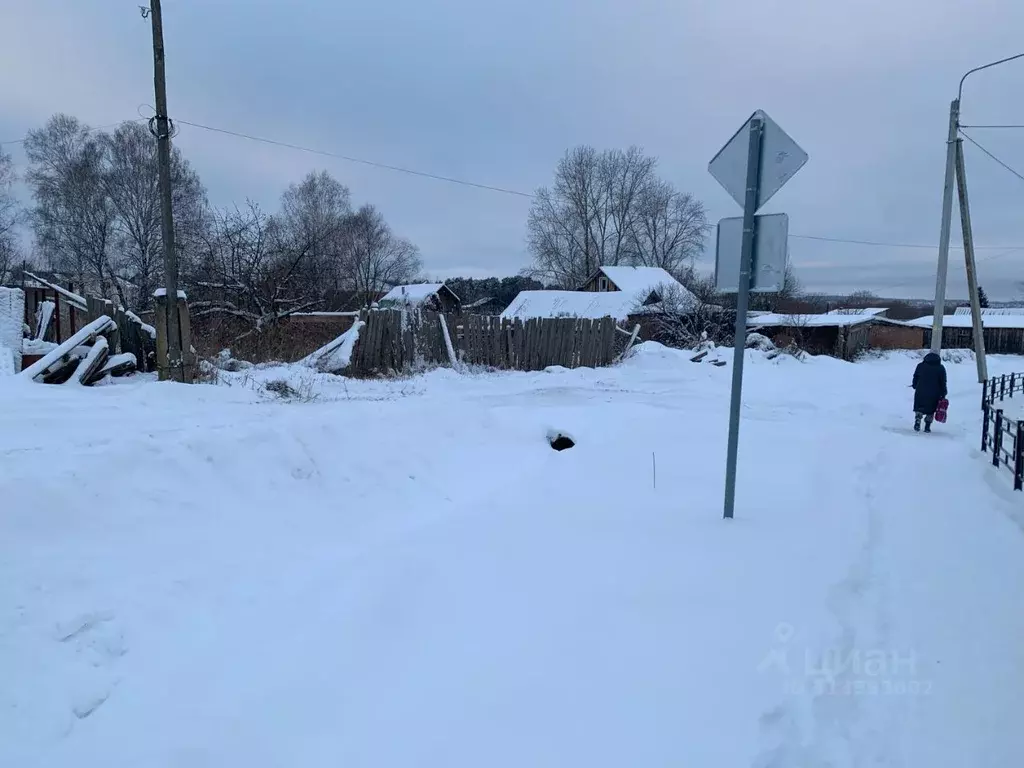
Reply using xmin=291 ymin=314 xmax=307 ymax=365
xmin=932 ymin=53 xmax=1023 ymax=364
xmin=147 ymin=0 xmax=184 ymax=382
xmin=929 ymin=99 xmax=958 ymax=353
xmin=954 ymin=138 xmax=988 ymax=382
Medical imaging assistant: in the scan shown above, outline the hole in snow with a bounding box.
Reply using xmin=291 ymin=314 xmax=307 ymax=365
xmin=548 ymin=432 xmax=575 ymax=451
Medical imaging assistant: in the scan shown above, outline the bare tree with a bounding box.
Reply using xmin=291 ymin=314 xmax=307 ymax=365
xmin=0 ymin=147 xmax=19 ymax=284
xmin=189 ymin=201 xmax=312 ymax=339
xmin=24 ymin=115 xmax=119 ymax=296
xmin=278 ymin=170 xmax=351 ymax=291
xmin=631 ymin=181 xmax=710 ymax=277
xmin=100 ymin=121 xmax=207 ymax=307
xmin=527 ymin=146 xmax=604 ymax=288
xmin=527 ymin=145 xmax=707 ymax=287
xmin=340 ymin=204 xmax=422 ymax=307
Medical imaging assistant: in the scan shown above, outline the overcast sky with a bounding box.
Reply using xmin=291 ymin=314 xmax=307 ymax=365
xmin=3 ymin=0 xmax=1024 ymax=300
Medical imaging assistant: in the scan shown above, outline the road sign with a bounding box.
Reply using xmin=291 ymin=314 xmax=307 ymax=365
xmin=708 ymin=110 xmax=807 ymax=521
xmin=708 ymin=110 xmax=808 ymax=211
xmin=714 ymin=213 xmax=789 ymax=293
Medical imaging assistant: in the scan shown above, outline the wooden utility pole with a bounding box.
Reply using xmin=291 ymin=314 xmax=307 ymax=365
xmin=147 ymin=0 xmax=184 ymax=381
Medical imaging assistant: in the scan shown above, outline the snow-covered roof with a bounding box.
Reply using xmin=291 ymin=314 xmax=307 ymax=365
xmin=908 ymin=314 xmax=1024 ymax=329
xmin=592 ymin=266 xmax=680 ymax=296
xmin=749 ymin=312 xmax=878 ymax=328
xmin=500 ymin=291 xmax=642 ymax=321
xmin=379 ymin=283 xmax=458 ymax=306
xmin=953 ymin=307 xmax=1024 ymax=316
xmin=826 ymin=307 xmax=889 ymax=317
xmin=463 ymin=296 xmax=498 ymax=310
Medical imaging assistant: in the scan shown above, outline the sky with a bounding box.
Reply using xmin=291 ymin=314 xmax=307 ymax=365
xmin=2 ymin=0 xmax=1024 ymax=300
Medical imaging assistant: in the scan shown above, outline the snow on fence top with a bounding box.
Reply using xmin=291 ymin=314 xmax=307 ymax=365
xmin=23 ymin=271 xmax=87 ymax=310
xmin=907 ymin=314 xmax=1024 ymax=329
xmin=953 ymin=307 xmax=1024 ymax=316
xmin=153 ymin=289 xmax=188 ymax=299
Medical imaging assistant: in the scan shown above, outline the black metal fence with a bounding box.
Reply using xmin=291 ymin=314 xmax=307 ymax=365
xmin=981 ymin=373 xmax=1024 ymax=491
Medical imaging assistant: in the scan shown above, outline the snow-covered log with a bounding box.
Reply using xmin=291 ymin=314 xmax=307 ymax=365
xmin=20 ymin=316 xmax=117 ymax=382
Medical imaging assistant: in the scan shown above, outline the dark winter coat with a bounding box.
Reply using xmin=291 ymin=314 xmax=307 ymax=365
xmin=912 ymin=352 xmax=948 ymax=414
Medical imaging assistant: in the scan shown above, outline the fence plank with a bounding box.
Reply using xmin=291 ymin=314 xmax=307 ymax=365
xmin=565 ymin=318 xmax=577 ymax=367
xmin=582 ymin=319 xmax=595 ymax=367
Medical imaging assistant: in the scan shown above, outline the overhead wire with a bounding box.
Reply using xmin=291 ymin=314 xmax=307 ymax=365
xmin=3 ymin=113 xmax=1022 ymax=255
xmin=958 ymin=130 xmax=1024 ymax=184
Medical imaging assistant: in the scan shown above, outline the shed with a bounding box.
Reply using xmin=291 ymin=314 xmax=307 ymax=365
xmin=908 ymin=313 xmax=1024 ymax=355
xmin=749 ymin=312 xmax=914 ymax=360
xmin=378 ymin=283 xmax=461 ymax=314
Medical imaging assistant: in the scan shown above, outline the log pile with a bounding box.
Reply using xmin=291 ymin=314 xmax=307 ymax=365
xmin=20 ymin=315 xmax=138 ymax=386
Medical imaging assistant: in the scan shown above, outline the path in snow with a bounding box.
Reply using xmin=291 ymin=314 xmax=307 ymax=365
xmin=2 ymin=346 xmax=1024 ymax=767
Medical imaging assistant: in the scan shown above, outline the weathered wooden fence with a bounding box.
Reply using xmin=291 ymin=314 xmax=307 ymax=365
xmin=85 ymin=296 xmax=158 ymax=373
xmin=349 ymin=310 xmax=634 ymax=375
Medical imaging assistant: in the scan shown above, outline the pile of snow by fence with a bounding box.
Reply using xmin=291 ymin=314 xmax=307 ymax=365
xmin=0 ymin=287 xmax=25 ymax=376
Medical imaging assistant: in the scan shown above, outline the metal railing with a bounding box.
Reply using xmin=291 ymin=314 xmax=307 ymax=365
xmin=981 ymin=373 xmax=1024 ymax=491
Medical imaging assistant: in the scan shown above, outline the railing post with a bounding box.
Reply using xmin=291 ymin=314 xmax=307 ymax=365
xmin=994 ymin=409 xmax=1004 ymax=467
xmin=982 ymin=401 xmax=990 ymax=452
xmin=1014 ymin=421 xmax=1024 ymax=491
xmin=1001 ymin=374 xmax=1007 ymax=400
xmin=1013 ymin=372 xmax=1017 ymax=398
xmin=982 ymin=378 xmax=989 ymax=410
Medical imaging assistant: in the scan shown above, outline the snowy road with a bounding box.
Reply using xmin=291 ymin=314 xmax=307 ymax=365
xmin=2 ymin=345 xmax=1024 ymax=766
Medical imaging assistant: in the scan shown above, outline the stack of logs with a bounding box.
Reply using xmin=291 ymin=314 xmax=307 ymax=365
xmin=20 ymin=315 xmax=137 ymax=386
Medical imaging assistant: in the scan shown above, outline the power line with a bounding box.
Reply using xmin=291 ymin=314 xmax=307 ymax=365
xmin=866 ymin=246 xmax=1024 ymax=295
xmin=175 ymin=119 xmax=537 ymax=199
xmin=959 ymin=130 xmax=1024 ymax=184
xmin=4 ymin=114 xmax=1022 ymax=253
xmin=959 ymin=124 xmax=1024 ymax=130
xmin=789 ymin=233 xmax=1021 ymax=250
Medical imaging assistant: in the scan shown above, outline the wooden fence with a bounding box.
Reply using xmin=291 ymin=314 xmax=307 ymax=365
xmin=85 ymin=296 xmax=158 ymax=373
xmin=349 ymin=309 xmax=634 ymax=375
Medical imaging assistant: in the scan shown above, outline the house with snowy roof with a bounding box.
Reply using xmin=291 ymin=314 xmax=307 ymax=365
xmin=378 ymin=283 xmax=461 ymax=314
xmin=501 ymin=266 xmax=696 ymax=322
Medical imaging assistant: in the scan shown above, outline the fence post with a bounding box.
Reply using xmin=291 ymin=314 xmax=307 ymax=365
xmin=1012 ymin=372 xmax=1017 ymax=398
xmin=1001 ymin=374 xmax=1006 ymax=400
xmin=982 ymin=378 xmax=988 ymax=410
xmin=982 ymin=401 xmax=990 ymax=452
xmin=1015 ymin=422 xmax=1024 ymax=491
xmin=993 ymin=409 xmax=1004 ymax=467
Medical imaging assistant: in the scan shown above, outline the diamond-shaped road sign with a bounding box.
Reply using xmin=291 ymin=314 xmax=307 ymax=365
xmin=708 ymin=110 xmax=807 ymax=211
xmin=715 ymin=212 xmax=789 ymax=293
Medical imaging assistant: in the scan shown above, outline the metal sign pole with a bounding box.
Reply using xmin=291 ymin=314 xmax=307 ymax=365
xmin=723 ymin=117 xmax=764 ymax=520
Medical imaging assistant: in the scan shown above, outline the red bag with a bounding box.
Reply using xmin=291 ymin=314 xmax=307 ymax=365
xmin=935 ymin=398 xmax=949 ymax=423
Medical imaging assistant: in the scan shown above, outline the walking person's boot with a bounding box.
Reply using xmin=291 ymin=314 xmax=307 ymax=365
xmin=914 ymin=413 xmax=923 ymax=432
xmin=924 ymin=414 xmax=933 ymax=433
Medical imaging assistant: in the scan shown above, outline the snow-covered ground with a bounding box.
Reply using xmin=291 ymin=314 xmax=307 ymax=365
xmin=3 ymin=344 xmax=1024 ymax=767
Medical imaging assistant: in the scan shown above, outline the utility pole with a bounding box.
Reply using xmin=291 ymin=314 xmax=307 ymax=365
xmin=146 ymin=0 xmax=184 ymax=382
xmin=954 ymin=138 xmax=988 ymax=382
xmin=930 ymin=99 xmax=958 ymax=353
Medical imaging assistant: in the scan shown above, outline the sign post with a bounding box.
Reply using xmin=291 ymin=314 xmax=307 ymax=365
xmin=709 ymin=110 xmax=807 ymax=520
